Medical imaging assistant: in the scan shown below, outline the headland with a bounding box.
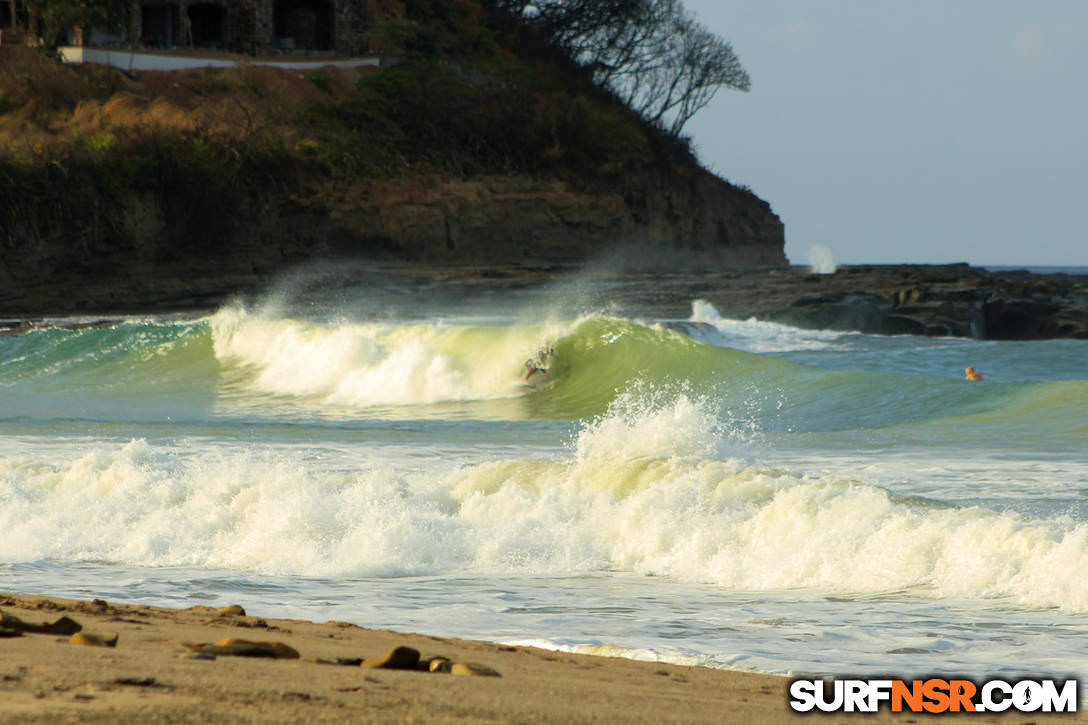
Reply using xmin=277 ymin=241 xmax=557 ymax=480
xmin=3 ymin=4 xmax=1083 ymax=340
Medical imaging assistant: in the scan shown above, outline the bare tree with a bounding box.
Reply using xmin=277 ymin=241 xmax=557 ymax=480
xmin=625 ymin=12 xmax=750 ymax=136
xmin=489 ymin=0 xmax=651 ymax=55
xmin=493 ymin=0 xmax=750 ymax=137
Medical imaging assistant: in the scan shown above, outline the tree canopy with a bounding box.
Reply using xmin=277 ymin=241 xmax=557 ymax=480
xmin=23 ymin=0 xmax=126 ymax=46
xmin=492 ymin=0 xmax=750 ymax=137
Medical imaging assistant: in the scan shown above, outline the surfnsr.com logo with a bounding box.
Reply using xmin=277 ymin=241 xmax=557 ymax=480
xmin=789 ymin=678 xmax=1078 ymax=713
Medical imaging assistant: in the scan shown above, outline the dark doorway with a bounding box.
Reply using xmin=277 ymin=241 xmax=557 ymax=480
xmin=274 ymin=0 xmax=332 ymax=51
xmin=140 ymin=4 xmax=172 ymax=47
xmin=188 ymin=3 xmax=224 ymax=48
xmin=1 ymin=1 xmax=24 ymax=31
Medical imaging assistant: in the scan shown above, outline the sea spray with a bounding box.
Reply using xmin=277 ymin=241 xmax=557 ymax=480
xmin=3 ymin=392 xmax=1086 ymax=610
xmin=206 ymin=304 xmax=780 ymax=419
xmin=688 ymin=299 xmax=845 ymax=353
xmin=573 ymin=386 xmax=729 ymax=463
xmin=0 ymin=439 xmax=467 ymax=576
xmin=209 ymin=304 xmax=575 ymax=407
xmin=2 ymin=290 xmax=1085 ymax=684
xmin=807 ymin=245 xmax=838 ymax=274
xmin=2 ymin=307 xmax=1082 ymax=446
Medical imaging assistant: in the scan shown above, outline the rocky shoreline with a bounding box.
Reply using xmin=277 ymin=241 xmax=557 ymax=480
xmin=523 ymin=262 xmax=1088 ymax=340
xmin=683 ymin=263 xmax=1088 ymax=340
xmin=2 ymin=262 xmax=1086 ymax=340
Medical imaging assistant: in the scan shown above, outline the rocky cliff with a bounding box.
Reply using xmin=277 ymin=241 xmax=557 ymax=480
xmin=583 ymin=264 xmax=1088 ymax=340
xmin=0 ymin=44 xmax=785 ymax=314
xmin=323 ymin=171 xmax=784 ymax=267
xmin=0 ymin=169 xmax=784 ymax=314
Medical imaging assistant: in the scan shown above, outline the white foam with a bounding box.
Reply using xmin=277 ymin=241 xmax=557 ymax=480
xmin=2 ymin=396 xmax=1086 ymax=610
xmin=503 ymin=639 xmax=717 ymax=669
xmin=688 ymin=300 xmax=844 ymax=353
xmin=807 ymin=244 xmax=838 ymax=274
xmin=208 ymin=305 xmax=569 ymax=407
xmin=573 ymin=388 xmax=727 ymax=463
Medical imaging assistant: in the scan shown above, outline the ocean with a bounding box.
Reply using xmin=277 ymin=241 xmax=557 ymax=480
xmin=1 ymin=270 xmax=1085 ymax=692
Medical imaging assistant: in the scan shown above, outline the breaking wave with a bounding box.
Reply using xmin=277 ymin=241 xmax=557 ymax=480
xmin=2 ymin=393 xmax=1085 ymax=611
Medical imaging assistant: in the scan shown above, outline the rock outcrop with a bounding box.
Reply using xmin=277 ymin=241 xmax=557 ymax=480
xmin=0 ymin=170 xmax=786 ymax=314
xmin=685 ymin=264 xmax=1088 ymax=340
xmin=755 ymin=266 xmax=1088 ymax=340
xmin=0 ymin=39 xmax=787 ymax=316
xmin=324 ymin=171 xmax=784 ymax=266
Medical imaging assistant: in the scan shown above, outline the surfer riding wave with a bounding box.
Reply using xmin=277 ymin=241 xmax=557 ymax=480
xmin=524 ymin=345 xmax=556 ymax=382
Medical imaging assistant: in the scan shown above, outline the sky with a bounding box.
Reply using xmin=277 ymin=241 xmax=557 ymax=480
xmin=682 ymin=0 xmax=1087 ymax=267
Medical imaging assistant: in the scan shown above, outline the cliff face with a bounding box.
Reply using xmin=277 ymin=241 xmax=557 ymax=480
xmin=0 ymin=169 xmax=785 ymax=314
xmin=324 ymin=171 xmax=785 ymax=267
xmin=0 ymin=34 xmax=787 ymax=314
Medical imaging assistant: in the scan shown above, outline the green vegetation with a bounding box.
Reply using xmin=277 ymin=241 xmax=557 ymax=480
xmin=24 ymin=0 xmax=128 ymax=48
xmin=295 ymin=59 xmax=676 ymax=179
xmin=0 ymin=0 xmax=746 ymax=271
xmin=1 ymin=0 xmax=705 ymax=184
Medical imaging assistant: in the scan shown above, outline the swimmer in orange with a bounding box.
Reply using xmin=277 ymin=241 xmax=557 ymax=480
xmin=965 ymin=366 xmax=983 ymax=381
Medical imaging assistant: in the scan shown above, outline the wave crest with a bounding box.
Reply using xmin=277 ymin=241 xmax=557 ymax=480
xmin=4 ymin=397 xmax=1086 ymax=612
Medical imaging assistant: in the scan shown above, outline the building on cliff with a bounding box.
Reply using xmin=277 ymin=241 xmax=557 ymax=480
xmin=124 ymin=0 xmax=380 ymax=54
xmin=9 ymin=0 xmax=380 ymax=55
xmin=1 ymin=1 xmax=25 ymax=36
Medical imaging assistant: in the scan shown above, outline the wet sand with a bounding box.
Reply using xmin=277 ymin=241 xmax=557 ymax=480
xmin=1 ymin=591 xmax=1081 ymax=724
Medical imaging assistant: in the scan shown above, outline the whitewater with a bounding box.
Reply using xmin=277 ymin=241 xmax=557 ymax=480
xmin=1 ymin=279 xmax=1085 ymax=687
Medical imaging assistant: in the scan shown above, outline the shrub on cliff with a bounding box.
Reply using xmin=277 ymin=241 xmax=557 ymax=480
xmin=0 ymin=122 xmax=295 ymax=255
xmin=23 ymin=0 xmax=127 ymax=49
xmin=294 ymin=59 xmax=649 ymax=179
xmin=0 ymin=0 xmax=741 ymax=274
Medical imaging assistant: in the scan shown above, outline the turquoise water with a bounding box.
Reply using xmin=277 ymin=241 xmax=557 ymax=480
xmin=1 ymin=281 xmax=1085 ymax=684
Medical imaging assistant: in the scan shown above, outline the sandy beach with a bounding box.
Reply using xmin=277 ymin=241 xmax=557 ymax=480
xmin=0 ymin=591 xmax=1080 ymax=724
xmin=2 ymin=2 xmax=1085 ymax=720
